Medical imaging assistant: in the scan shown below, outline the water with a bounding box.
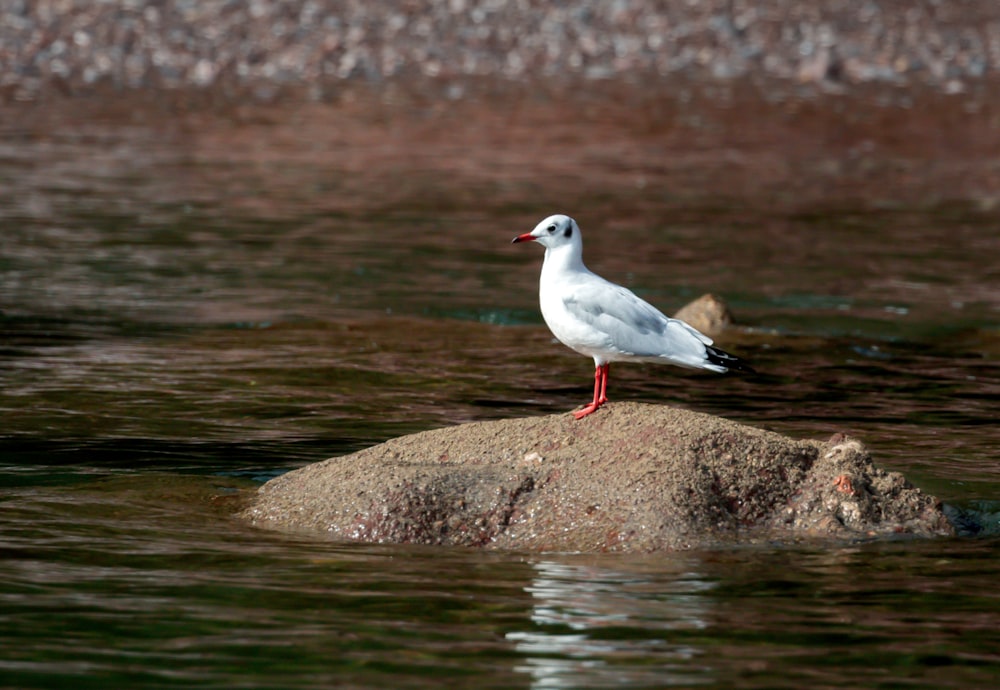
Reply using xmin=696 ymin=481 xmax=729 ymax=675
xmin=1 ymin=96 xmax=999 ymax=688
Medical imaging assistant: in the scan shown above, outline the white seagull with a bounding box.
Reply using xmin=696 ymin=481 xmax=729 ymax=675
xmin=512 ymin=214 xmax=753 ymax=419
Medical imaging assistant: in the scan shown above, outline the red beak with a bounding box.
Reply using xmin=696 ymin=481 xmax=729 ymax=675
xmin=511 ymin=233 xmax=536 ymax=244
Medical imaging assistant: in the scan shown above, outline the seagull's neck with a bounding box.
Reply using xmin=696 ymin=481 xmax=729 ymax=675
xmin=541 ymin=242 xmax=586 ymax=282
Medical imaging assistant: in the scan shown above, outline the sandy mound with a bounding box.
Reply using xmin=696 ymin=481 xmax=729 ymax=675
xmin=241 ymin=403 xmax=953 ymax=551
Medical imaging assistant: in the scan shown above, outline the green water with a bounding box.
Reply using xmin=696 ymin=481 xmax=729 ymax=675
xmin=1 ymin=112 xmax=998 ymax=688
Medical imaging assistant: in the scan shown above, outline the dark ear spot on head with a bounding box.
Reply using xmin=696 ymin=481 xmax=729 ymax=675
xmin=563 ymin=226 xmax=572 ymax=238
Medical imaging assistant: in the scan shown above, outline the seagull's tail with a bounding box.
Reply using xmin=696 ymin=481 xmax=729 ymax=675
xmin=705 ymin=345 xmax=756 ymax=374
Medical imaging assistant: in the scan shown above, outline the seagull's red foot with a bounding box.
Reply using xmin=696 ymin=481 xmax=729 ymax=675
xmin=573 ymin=402 xmax=602 ymax=419
xmin=572 ymin=363 xmax=610 ymax=420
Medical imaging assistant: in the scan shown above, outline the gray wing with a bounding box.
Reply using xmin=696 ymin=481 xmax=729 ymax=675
xmin=562 ymin=276 xmax=720 ymax=369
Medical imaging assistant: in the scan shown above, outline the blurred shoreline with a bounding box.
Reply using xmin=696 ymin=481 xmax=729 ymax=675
xmin=4 ymin=1 xmax=1000 ymax=102
xmin=3 ymin=1 xmax=1000 ymax=205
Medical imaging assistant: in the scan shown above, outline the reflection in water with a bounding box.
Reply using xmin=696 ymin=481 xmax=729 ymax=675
xmin=509 ymin=559 xmax=714 ymax=689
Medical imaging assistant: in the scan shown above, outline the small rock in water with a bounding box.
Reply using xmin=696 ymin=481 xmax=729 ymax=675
xmin=673 ymin=293 xmax=734 ymax=337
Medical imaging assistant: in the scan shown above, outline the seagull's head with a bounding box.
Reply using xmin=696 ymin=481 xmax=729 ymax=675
xmin=511 ymin=214 xmax=581 ymax=250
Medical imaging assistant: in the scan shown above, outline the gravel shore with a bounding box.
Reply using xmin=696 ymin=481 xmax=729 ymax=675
xmin=3 ymin=0 xmax=1000 ymax=102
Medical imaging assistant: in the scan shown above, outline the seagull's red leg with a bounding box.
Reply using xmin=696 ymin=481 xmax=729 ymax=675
xmin=574 ymin=363 xmax=609 ymax=419
xmin=597 ymin=363 xmax=609 ymax=404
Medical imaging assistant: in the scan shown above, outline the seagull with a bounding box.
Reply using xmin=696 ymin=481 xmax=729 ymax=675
xmin=512 ymin=214 xmax=753 ymax=419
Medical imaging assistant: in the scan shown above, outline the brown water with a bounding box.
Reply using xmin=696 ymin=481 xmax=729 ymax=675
xmin=1 ymin=90 xmax=999 ymax=688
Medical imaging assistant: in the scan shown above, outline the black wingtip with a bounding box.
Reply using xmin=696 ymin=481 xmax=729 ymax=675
xmin=706 ymin=345 xmax=756 ymax=374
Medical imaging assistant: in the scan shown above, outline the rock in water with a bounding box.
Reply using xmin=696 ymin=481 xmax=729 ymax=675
xmin=240 ymin=403 xmax=953 ymax=551
xmin=672 ymin=293 xmax=734 ymax=337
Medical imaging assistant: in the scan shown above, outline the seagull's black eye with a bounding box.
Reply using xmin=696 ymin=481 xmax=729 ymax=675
xmin=564 ymin=227 xmax=572 ymax=238
xmin=546 ymin=225 xmax=556 ymax=234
